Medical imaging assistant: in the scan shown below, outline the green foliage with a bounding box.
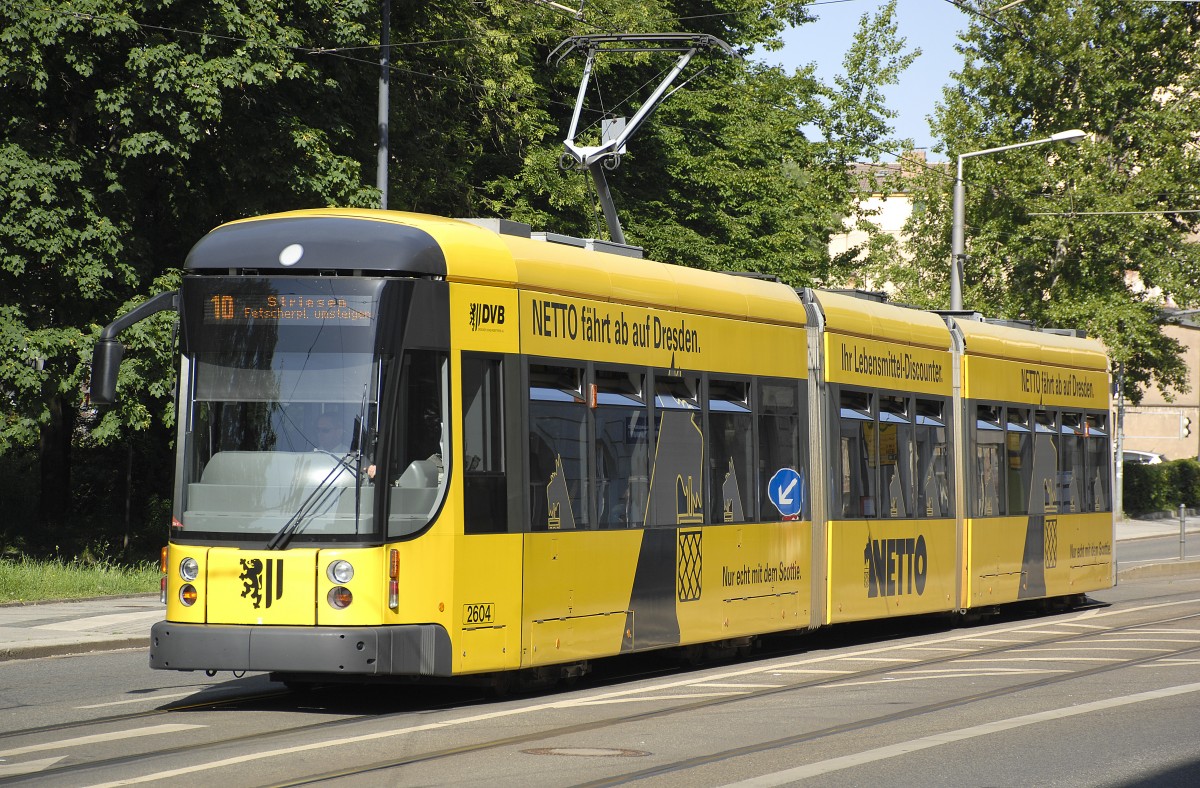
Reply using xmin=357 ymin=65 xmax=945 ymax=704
xmin=0 ymin=556 xmax=159 ymax=603
xmin=1123 ymin=459 xmax=1200 ymax=515
xmin=896 ymin=0 xmax=1200 ymax=403
xmin=0 ymin=0 xmax=920 ymax=554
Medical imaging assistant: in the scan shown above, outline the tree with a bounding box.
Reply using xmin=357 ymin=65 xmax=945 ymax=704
xmin=0 ymin=0 xmax=918 ymax=549
xmin=476 ymin=0 xmax=918 ymax=286
xmin=0 ymin=1 xmax=379 ymax=537
xmin=897 ymin=0 xmax=1200 ymax=402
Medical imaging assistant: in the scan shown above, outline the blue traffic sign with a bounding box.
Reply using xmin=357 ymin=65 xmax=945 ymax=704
xmin=768 ymin=468 xmax=804 ymax=518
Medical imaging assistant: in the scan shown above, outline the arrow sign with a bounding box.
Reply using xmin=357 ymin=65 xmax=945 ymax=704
xmin=768 ymin=468 xmax=804 ymax=518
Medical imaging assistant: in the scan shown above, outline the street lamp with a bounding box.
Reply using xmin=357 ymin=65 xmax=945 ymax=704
xmin=949 ymin=128 xmax=1087 ymax=311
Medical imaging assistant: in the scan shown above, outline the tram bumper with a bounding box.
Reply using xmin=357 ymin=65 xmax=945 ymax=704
xmin=149 ymin=621 xmax=453 ymax=676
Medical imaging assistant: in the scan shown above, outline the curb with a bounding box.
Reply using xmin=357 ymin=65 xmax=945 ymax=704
xmin=0 ymin=636 xmax=149 ymax=662
xmin=1117 ymin=559 xmax=1200 ymax=581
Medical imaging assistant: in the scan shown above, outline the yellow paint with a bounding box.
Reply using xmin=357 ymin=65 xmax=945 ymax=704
xmin=963 ymin=355 xmax=1108 ymax=409
xmin=826 ymin=518 xmax=957 ymax=624
xmin=315 ymin=547 xmax=387 ymax=626
xmin=677 ymin=522 xmax=811 ymax=642
xmin=521 ymin=291 xmax=807 ymax=378
xmin=164 ymin=545 xmax=208 ymax=623
xmin=449 ymin=283 xmax=521 ymax=354
xmin=453 ymin=531 xmax=524 ymax=672
xmin=825 ymin=334 xmax=953 ymax=395
xmin=204 ymin=548 xmax=319 ymax=625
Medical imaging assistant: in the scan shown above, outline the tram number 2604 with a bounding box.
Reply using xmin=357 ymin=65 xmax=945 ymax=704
xmin=463 ymin=603 xmax=495 ymax=625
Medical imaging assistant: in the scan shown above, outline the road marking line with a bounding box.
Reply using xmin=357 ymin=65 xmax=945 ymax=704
xmin=820 ymin=669 xmax=1065 ymax=687
xmin=951 ymin=656 xmax=1118 ymax=663
xmin=0 ymin=756 xmax=68 ymax=778
xmin=1019 ymin=646 xmax=1169 ymax=653
xmin=691 ymin=682 xmax=784 ymax=689
xmin=836 ymin=657 xmax=918 ymax=663
xmin=574 ymin=692 xmax=747 ymax=705
xmin=75 ymin=691 xmax=198 ymax=709
xmin=0 ymin=724 xmax=203 ymax=757
xmin=721 ymin=681 xmax=1200 ymax=786
xmin=82 ymin=599 xmax=1200 ymax=786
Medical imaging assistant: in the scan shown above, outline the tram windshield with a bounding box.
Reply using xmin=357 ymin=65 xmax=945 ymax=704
xmin=173 ymin=277 xmax=400 ymax=542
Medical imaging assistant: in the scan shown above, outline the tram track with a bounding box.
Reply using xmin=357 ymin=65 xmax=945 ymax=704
xmin=9 ymin=598 xmax=1194 ymax=786
xmin=278 ymin=605 xmax=1200 ymax=785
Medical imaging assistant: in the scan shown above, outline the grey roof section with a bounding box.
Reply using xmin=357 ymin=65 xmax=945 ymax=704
xmin=184 ymin=216 xmax=447 ymax=275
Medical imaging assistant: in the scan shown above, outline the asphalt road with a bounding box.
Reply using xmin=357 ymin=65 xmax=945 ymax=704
xmin=3 ymin=569 xmax=1200 ymax=786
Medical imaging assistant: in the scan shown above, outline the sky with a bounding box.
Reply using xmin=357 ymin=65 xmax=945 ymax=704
xmin=762 ymin=0 xmax=971 ymax=161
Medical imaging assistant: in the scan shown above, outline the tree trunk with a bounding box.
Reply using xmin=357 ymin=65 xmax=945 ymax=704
xmin=38 ymin=394 xmax=73 ymax=534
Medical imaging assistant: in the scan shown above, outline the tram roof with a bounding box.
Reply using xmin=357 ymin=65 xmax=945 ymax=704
xmin=807 ymin=289 xmax=952 ymax=351
xmin=188 ymin=209 xmax=809 ymax=328
xmin=952 ymin=317 xmax=1109 ymax=372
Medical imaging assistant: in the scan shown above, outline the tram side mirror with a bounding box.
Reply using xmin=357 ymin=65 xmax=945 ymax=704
xmin=90 ymin=338 xmax=125 ymax=406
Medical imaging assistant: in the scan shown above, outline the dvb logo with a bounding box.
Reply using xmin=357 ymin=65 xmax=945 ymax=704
xmin=469 ymin=303 xmax=505 ymax=331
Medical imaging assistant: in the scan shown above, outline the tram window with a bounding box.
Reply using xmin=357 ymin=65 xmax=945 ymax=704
xmin=529 ymin=364 xmax=588 ymax=530
xmin=1085 ymin=413 xmax=1111 ymax=512
xmin=879 ymin=395 xmax=913 ymax=518
xmin=974 ymin=405 xmax=1004 ymax=517
xmin=654 ymin=374 xmax=700 ymax=410
xmin=1032 ymin=411 xmax=1059 ymax=514
xmin=594 ymin=368 xmax=648 ymax=529
xmin=914 ymin=399 xmax=950 ymax=518
xmin=386 ymin=350 xmax=448 ymax=538
xmin=838 ymin=390 xmax=876 ymax=519
xmin=462 ymin=354 xmax=506 ymax=534
xmin=647 ymin=371 xmax=703 ymax=527
xmin=1006 ymin=408 xmax=1033 ymax=515
xmin=708 ymin=379 xmax=752 ymax=524
xmin=1060 ymin=413 xmax=1085 ymax=514
xmin=760 ymin=380 xmax=804 ymax=522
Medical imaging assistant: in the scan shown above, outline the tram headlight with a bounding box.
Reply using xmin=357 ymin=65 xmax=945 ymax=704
xmin=179 ymin=584 xmax=198 ymax=606
xmin=327 ymin=560 xmax=354 ymax=584
xmin=179 ymin=557 xmax=199 ymax=582
xmin=327 ymin=586 xmax=353 ymax=609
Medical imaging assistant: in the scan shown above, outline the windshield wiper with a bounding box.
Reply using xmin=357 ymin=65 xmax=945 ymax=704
xmin=265 ymin=452 xmax=358 ymax=551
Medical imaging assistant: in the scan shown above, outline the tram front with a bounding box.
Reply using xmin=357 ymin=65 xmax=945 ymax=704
xmin=101 ymin=213 xmax=456 ymax=677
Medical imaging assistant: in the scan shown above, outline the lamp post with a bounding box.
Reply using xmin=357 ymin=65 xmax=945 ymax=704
xmin=950 ymin=129 xmax=1087 ymax=311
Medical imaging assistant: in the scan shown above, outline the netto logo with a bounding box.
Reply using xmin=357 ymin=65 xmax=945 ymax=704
xmin=469 ymin=302 xmax=505 ymax=331
xmin=863 ymin=535 xmax=927 ymax=598
xmin=239 ymin=558 xmax=284 ymax=609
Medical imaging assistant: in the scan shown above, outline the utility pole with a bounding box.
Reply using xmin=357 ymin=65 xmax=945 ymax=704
xmin=376 ymin=0 xmax=390 ymax=210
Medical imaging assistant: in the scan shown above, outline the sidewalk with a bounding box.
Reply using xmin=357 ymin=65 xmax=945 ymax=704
xmin=0 ymin=594 xmax=161 ymax=662
xmin=3 ymin=516 xmax=1200 ymax=663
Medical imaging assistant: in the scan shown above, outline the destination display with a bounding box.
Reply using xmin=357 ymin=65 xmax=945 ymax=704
xmin=202 ymin=292 xmax=375 ymax=326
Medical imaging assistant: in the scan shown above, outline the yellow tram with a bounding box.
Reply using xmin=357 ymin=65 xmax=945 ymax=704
xmin=90 ymin=209 xmax=1114 ymax=683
